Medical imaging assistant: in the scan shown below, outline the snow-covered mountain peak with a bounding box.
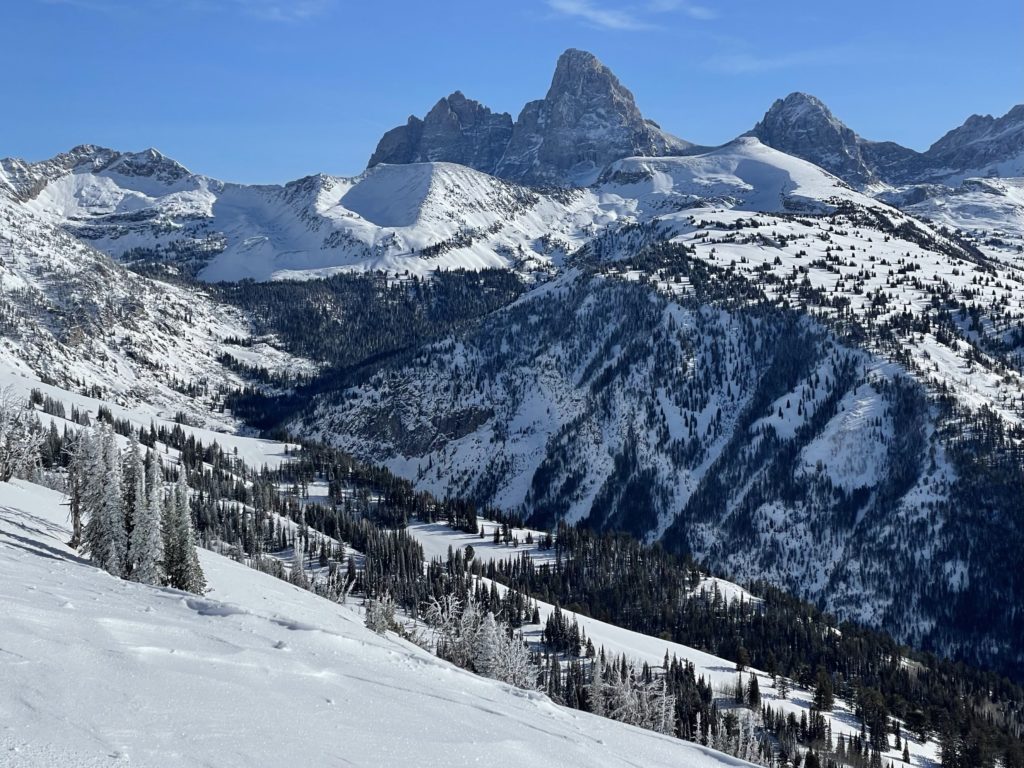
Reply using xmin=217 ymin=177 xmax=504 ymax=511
xmin=368 ymin=49 xmax=689 ymax=187
xmin=923 ymin=103 xmax=1024 ymax=180
xmin=749 ymin=93 xmax=880 ymax=187
xmin=0 ymin=144 xmax=195 ymax=203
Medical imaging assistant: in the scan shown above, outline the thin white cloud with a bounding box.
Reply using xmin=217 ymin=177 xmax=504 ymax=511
xmin=547 ymin=0 xmax=651 ymax=30
xmin=546 ymin=0 xmax=714 ymax=30
xmin=223 ymin=0 xmax=332 ymax=22
xmin=36 ymin=0 xmax=333 ymax=22
xmin=646 ymin=0 xmax=716 ymax=21
xmin=705 ymin=46 xmax=854 ymax=74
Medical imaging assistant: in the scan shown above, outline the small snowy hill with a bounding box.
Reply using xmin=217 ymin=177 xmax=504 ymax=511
xmin=0 ymin=477 xmax=756 ymax=768
xmin=597 ymin=138 xmax=880 ymax=215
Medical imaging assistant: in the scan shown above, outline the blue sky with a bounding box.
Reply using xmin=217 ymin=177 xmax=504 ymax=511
xmin=2 ymin=0 xmax=1021 ymax=183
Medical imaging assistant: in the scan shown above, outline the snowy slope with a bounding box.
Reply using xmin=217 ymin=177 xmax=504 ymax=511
xmin=598 ymin=137 xmax=880 ymax=215
xmin=0 ymin=194 xmax=313 ymax=431
xmin=403 ymin=520 xmax=939 ymax=768
xmin=2 ymin=147 xmax=607 ymax=281
xmin=0 ymin=477 xmax=757 ymax=768
xmin=903 ymin=177 xmax=1024 ymax=250
xmin=3 ymin=138 xmax=893 ymax=283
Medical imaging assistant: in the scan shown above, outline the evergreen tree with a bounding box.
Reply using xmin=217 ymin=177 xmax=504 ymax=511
xmin=121 ymin=435 xmax=146 ymax=578
xmin=474 ymin=611 xmax=499 ymax=677
xmin=129 ymin=451 xmax=163 ymax=585
xmin=747 ymin=673 xmax=761 ymax=708
xmin=812 ymin=668 xmax=834 ymax=712
xmin=589 ymin=653 xmax=606 ymax=717
xmin=83 ymin=427 xmax=127 ymax=577
xmin=776 ymin=675 xmax=790 ymax=700
xmin=0 ymin=387 xmax=42 ymax=483
xmin=164 ymin=474 xmax=205 ymax=594
xmin=289 ymin=537 xmax=309 ymax=589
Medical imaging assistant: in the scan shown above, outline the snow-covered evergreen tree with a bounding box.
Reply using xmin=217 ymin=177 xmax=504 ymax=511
xmin=0 ymin=386 xmax=42 ymax=483
xmin=121 ymin=435 xmax=145 ymax=578
xmin=289 ymin=537 xmax=309 ymax=589
xmin=163 ymin=473 xmax=205 ymax=594
xmin=82 ymin=427 xmax=127 ymax=577
xmin=129 ymin=451 xmax=163 ymax=585
xmin=589 ymin=653 xmax=606 ymax=717
xmin=474 ymin=611 xmax=499 ymax=676
xmin=493 ymin=627 xmax=535 ymax=689
xmin=365 ymin=592 xmax=394 ymax=634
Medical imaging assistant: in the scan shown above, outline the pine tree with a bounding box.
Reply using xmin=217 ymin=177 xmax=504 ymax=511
xmin=589 ymin=653 xmax=606 ymax=717
xmin=0 ymin=387 xmax=42 ymax=483
xmin=289 ymin=537 xmax=309 ymax=589
xmin=121 ymin=435 xmax=146 ymax=579
xmin=747 ymin=672 xmax=761 ymax=708
xmin=164 ymin=473 xmax=205 ymax=594
xmin=813 ymin=668 xmax=834 ymax=712
xmin=129 ymin=451 xmax=163 ymax=585
xmin=776 ymin=675 xmax=790 ymax=700
xmin=493 ymin=627 xmax=534 ymax=689
xmin=83 ymin=427 xmax=127 ymax=577
xmin=474 ymin=611 xmax=499 ymax=677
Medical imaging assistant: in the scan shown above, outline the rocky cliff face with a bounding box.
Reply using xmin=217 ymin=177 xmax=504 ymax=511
xmin=749 ymin=93 xmax=910 ymax=187
xmin=751 ymin=93 xmax=1024 ymax=187
xmin=367 ymin=49 xmax=689 ymax=186
xmin=924 ymin=104 xmax=1024 ymax=177
xmin=494 ymin=49 xmax=690 ymax=185
xmin=367 ymin=92 xmax=513 ymax=172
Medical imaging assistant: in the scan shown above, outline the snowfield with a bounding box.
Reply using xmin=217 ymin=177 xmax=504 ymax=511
xmin=0 ymin=477 xmax=757 ymax=768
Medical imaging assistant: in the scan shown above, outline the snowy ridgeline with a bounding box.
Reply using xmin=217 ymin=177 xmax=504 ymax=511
xmin=0 ymin=477 xmax=759 ymax=768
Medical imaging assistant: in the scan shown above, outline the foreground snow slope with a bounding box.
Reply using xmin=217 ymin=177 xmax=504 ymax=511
xmin=0 ymin=478 xmax=753 ymax=768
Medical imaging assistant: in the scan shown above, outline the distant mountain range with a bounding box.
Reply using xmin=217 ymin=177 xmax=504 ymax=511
xmin=2 ymin=48 xmax=1024 ymax=680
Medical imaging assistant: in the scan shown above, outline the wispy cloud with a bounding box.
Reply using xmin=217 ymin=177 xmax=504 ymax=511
xmin=36 ymin=0 xmax=333 ymax=22
xmin=216 ymin=0 xmax=333 ymax=22
xmin=547 ymin=0 xmax=650 ymax=30
xmin=705 ymin=46 xmax=855 ymax=74
xmin=546 ymin=0 xmax=715 ymax=31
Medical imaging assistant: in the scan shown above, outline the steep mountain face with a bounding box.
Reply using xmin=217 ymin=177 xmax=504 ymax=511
xmin=924 ymin=104 xmax=1024 ymax=180
xmin=294 ymin=166 xmax=1024 ymax=676
xmin=368 ymin=49 xmax=690 ymax=186
xmin=751 ymin=93 xmax=1024 ymax=189
xmin=367 ymin=91 xmax=513 ymax=172
xmin=0 ymin=192 xmax=309 ymax=429
xmin=495 ymin=49 xmax=690 ymax=186
xmin=748 ymin=93 xmax=892 ymax=188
